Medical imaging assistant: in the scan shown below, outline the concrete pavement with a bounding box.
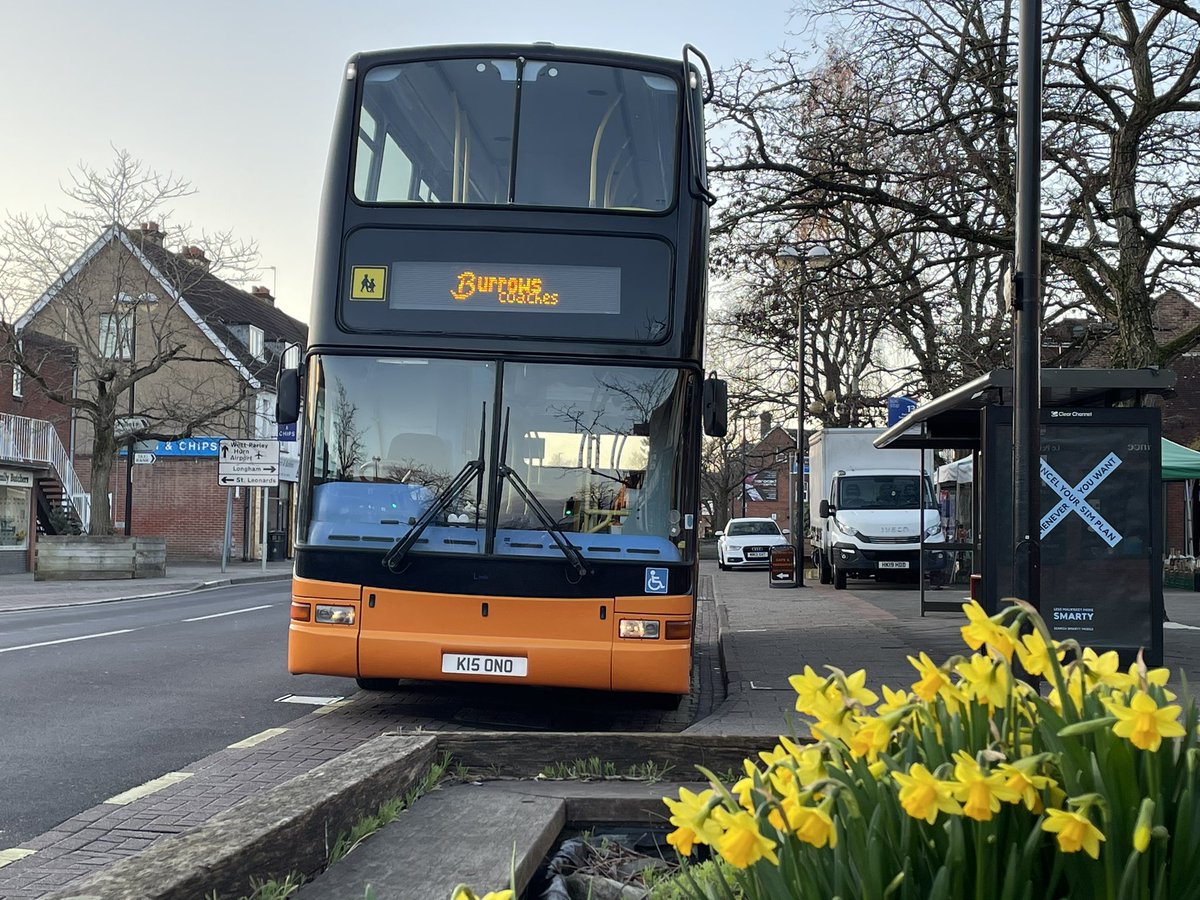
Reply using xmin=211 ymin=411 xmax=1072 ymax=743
xmin=0 ymin=560 xmax=1196 ymax=898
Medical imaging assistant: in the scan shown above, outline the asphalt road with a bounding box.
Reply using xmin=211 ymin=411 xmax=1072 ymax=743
xmin=0 ymin=582 xmax=356 ymax=846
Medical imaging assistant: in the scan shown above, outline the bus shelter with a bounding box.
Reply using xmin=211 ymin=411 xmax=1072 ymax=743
xmin=875 ymin=368 xmax=1175 ymax=666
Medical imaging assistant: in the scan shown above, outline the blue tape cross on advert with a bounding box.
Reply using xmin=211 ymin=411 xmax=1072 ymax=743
xmin=1039 ymin=453 xmax=1123 ymax=547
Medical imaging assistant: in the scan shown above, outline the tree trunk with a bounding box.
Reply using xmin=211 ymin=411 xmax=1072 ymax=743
xmin=89 ymin=423 xmax=119 ymax=536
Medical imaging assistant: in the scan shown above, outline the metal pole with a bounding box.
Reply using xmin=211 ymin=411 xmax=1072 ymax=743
xmin=221 ymin=487 xmax=233 ymax=573
xmin=261 ymin=487 xmax=268 ymax=572
xmin=1013 ymin=0 xmax=1043 ymax=611
xmin=796 ymin=270 xmax=807 ymax=586
xmin=740 ymin=418 xmax=747 ymax=517
xmin=124 ymin=309 xmax=135 ymax=537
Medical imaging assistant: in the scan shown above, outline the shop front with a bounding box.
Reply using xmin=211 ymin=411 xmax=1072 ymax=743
xmin=0 ymin=468 xmax=34 ymax=574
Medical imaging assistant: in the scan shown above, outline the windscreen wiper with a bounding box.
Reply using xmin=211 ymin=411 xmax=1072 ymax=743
xmin=381 ymin=404 xmax=487 ymax=571
xmin=497 ymin=408 xmax=589 ymax=579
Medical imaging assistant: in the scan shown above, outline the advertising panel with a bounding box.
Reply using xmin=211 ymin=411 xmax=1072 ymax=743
xmin=983 ymin=407 xmax=1162 ymax=664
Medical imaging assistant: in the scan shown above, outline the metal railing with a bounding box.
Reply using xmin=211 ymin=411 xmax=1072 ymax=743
xmin=0 ymin=412 xmax=91 ymax=532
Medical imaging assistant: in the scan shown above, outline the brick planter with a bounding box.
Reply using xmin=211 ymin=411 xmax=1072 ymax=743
xmin=35 ymin=535 xmax=168 ymax=581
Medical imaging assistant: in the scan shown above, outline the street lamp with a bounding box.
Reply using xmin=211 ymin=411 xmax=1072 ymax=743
xmin=775 ymin=243 xmax=832 ymax=587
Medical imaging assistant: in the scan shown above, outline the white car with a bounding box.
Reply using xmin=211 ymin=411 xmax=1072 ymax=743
xmin=716 ymin=518 xmax=790 ymax=570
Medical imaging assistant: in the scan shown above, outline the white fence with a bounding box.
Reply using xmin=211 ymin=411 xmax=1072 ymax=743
xmin=0 ymin=413 xmax=91 ymax=532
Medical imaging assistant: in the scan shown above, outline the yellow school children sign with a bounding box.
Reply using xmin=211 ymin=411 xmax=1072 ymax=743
xmin=350 ymin=266 xmax=387 ymax=301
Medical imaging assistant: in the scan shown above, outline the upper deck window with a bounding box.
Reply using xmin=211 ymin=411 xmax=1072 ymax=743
xmin=355 ymin=58 xmax=679 ymax=212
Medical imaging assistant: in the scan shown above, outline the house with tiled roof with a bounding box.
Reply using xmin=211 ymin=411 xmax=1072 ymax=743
xmin=0 ymin=221 xmax=306 ymax=566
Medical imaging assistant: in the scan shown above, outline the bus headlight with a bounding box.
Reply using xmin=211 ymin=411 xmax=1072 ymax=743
xmin=315 ymin=604 xmax=356 ymax=625
xmin=619 ymin=619 xmax=660 ymax=639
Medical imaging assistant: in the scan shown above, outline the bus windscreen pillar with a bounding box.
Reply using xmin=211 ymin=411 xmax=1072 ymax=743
xmin=981 ymin=407 xmax=1163 ymax=666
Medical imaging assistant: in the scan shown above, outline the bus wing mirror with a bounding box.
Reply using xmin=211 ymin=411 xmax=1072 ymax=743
xmin=702 ymin=375 xmax=728 ymax=437
xmin=277 ymin=369 xmax=300 ymax=425
xmin=819 ymin=500 xmax=831 ymax=519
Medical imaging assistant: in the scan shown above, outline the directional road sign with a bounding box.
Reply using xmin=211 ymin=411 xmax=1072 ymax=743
xmin=218 ymin=439 xmax=280 ymax=487
xmin=133 ymin=452 xmax=156 ymax=465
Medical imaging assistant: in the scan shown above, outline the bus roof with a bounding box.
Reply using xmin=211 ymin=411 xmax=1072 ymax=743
xmin=346 ymin=43 xmax=689 ymax=77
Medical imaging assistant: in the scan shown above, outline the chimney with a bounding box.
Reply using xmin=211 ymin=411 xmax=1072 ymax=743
xmin=180 ymin=245 xmax=210 ymax=271
xmin=759 ymin=411 xmax=772 ymax=439
xmin=251 ymin=286 xmax=275 ymax=306
xmin=138 ymin=221 xmax=164 ymax=245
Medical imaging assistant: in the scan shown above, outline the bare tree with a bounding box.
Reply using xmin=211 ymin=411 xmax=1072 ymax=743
xmin=0 ymin=150 xmax=259 ymax=534
xmin=710 ymin=0 xmax=1200 ymax=377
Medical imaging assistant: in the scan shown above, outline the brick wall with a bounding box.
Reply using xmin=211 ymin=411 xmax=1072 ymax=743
xmin=739 ymin=426 xmax=801 ymax=533
xmin=76 ymin=455 xmax=258 ymax=560
xmin=0 ymin=336 xmax=76 ymax=449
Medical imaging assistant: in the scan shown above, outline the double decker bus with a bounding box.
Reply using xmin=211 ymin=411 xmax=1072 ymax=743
xmin=278 ymin=43 xmax=727 ymax=699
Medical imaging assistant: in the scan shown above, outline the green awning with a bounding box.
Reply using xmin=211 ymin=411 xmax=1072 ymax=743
xmin=1162 ymin=438 xmax=1200 ymax=481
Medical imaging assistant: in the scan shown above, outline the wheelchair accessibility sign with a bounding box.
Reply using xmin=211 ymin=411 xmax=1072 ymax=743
xmin=644 ymin=567 xmax=669 ymax=594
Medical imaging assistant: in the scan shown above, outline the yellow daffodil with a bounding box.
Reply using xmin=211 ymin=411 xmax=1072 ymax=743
xmin=789 ymin=666 xmax=834 ymax=716
xmin=786 ymin=743 xmax=828 ymax=787
xmin=807 ymin=690 xmax=859 ymax=744
xmin=960 ymin=600 xmax=1016 ymax=661
xmin=664 ymin=786 xmax=722 ymax=855
xmin=792 ymin=798 xmax=838 ymax=848
xmin=892 ymin=763 xmax=962 ymax=824
xmin=997 ymin=761 xmax=1056 ymax=813
xmin=1042 ymin=807 xmax=1106 ymax=859
xmin=847 ymin=714 xmax=893 ymax=761
xmin=1081 ymin=647 xmax=1124 ymax=689
xmin=1104 ymin=690 xmax=1187 ymax=751
xmin=1015 ymin=628 xmax=1063 ymax=678
xmin=837 ymin=668 xmax=880 ymax=708
xmin=950 ymin=751 xmax=1020 ymax=821
xmin=712 ymin=807 xmax=779 ymax=868
xmin=909 ymin=651 xmax=951 ymax=701
xmin=955 ymin=652 xmax=1010 ymax=710
xmin=1132 ymin=664 xmax=1177 ymax=700
xmin=451 ymin=888 xmax=514 ymax=900
xmin=877 ymin=684 xmax=915 ymax=715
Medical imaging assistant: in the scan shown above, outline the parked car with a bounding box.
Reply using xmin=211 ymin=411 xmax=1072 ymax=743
xmin=716 ymin=517 xmax=790 ymax=570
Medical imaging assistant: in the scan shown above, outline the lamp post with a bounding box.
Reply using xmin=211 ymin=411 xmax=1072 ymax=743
xmin=776 ymin=243 xmax=832 ymax=587
xmin=740 ymin=415 xmax=748 ymax=517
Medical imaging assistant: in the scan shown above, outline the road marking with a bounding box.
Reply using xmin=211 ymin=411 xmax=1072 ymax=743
xmin=227 ymin=727 xmax=288 ymax=749
xmin=0 ymin=848 xmax=34 ymax=868
xmin=0 ymin=628 xmax=137 ymax=654
xmin=104 ymin=771 xmax=192 ymax=805
xmin=274 ymin=694 xmax=344 ymax=706
xmin=1165 ymin=621 xmax=1200 ymax=631
xmin=183 ymin=604 xmax=272 ymax=622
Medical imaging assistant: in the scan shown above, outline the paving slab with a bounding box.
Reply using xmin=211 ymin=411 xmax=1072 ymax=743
xmin=298 ymin=783 xmax=566 ymax=900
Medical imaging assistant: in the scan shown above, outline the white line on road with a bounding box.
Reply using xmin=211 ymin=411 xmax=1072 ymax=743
xmin=0 ymin=628 xmax=137 ymax=654
xmin=183 ymin=604 xmax=273 ymax=622
xmin=1165 ymin=621 xmax=1200 ymax=631
xmin=274 ymin=694 xmax=345 ymax=706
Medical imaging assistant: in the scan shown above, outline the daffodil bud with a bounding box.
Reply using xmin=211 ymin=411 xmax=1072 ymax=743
xmin=1133 ymin=798 xmax=1155 ymax=853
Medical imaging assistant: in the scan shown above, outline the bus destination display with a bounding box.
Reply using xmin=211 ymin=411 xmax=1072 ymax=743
xmin=388 ymin=261 xmax=621 ymax=315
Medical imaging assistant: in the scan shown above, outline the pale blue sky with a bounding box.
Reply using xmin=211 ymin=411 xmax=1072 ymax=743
xmin=0 ymin=0 xmax=812 ymax=323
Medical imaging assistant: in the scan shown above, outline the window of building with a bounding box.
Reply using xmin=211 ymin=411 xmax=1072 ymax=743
xmin=99 ymin=313 xmax=132 ymax=359
xmin=249 ymin=325 xmax=265 ymax=361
